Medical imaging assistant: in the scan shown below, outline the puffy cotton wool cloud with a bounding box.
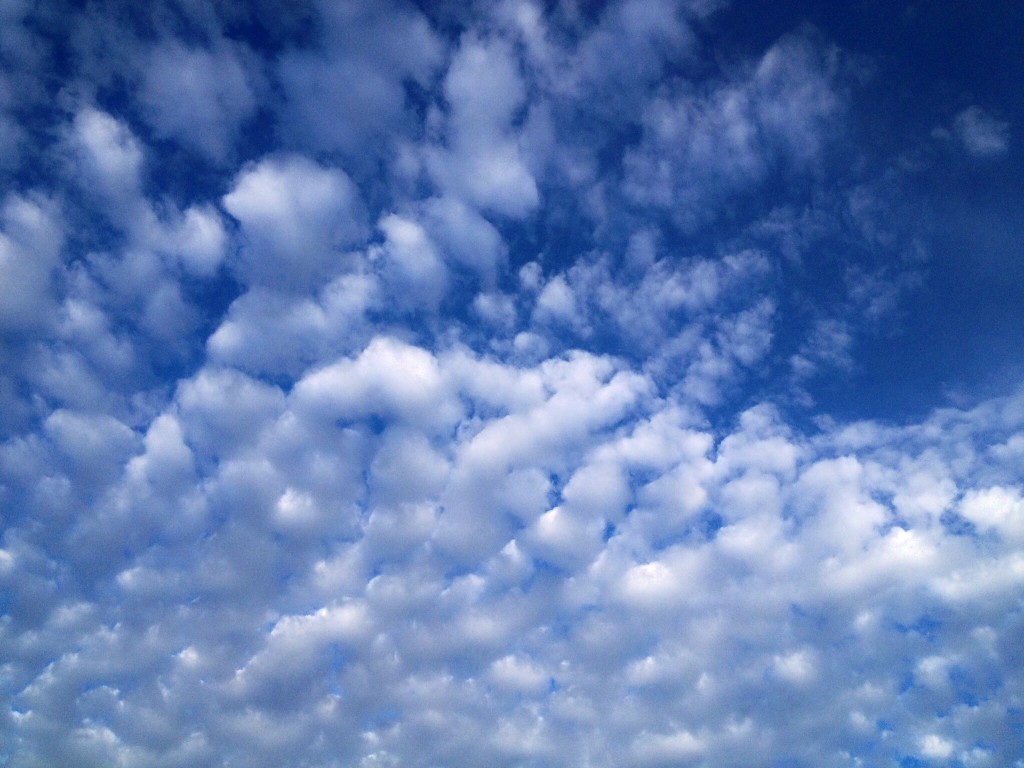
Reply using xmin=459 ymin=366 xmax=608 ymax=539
xmin=277 ymin=0 xmax=443 ymax=158
xmin=425 ymin=33 xmax=540 ymax=218
xmin=68 ymin=108 xmax=144 ymax=212
xmin=0 ymin=194 xmax=64 ymax=332
xmin=952 ymin=106 xmax=1011 ymax=158
xmin=291 ymin=337 xmax=458 ymax=430
xmin=223 ymin=154 xmax=367 ymax=288
xmin=2 ymin=2 xmax=1024 ymax=767
xmin=138 ymin=40 xmax=259 ymax=162
xmin=622 ymin=33 xmax=843 ymax=231
xmin=960 ymin=485 xmax=1024 ymax=543
xmin=376 ymin=213 xmax=448 ymax=309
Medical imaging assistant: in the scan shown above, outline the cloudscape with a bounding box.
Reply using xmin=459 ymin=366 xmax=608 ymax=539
xmin=1 ymin=1 xmax=1023 ymax=766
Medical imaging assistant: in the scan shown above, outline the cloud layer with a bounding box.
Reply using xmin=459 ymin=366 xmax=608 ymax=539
xmin=0 ymin=1 xmax=1021 ymax=767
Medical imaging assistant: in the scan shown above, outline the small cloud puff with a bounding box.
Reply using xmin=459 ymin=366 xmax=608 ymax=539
xmin=223 ymin=155 xmax=367 ymax=288
xmin=952 ymin=106 xmax=1011 ymax=158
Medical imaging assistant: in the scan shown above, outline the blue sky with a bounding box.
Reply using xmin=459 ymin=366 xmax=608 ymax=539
xmin=1 ymin=1 xmax=1023 ymax=766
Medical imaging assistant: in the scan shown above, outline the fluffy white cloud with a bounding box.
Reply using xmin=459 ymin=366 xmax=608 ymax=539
xmin=9 ymin=331 xmax=1023 ymax=765
xmin=0 ymin=194 xmax=64 ymax=331
xmin=960 ymin=485 xmax=1024 ymax=542
xmin=207 ymin=273 xmax=377 ymax=375
xmin=624 ymin=34 xmax=843 ymax=230
xmin=420 ymin=196 xmax=506 ymax=283
xmin=425 ymin=34 xmax=540 ymax=218
xmin=375 ymin=214 xmax=448 ymax=310
xmin=65 ymin=107 xmax=230 ymax=283
xmin=952 ymin=106 xmax=1011 ymax=158
xmin=138 ymin=40 xmax=259 ymax=161
xmin=291 ymin=337 xmax=459 ymax=430
xmin=223 ymin=154 xmax=366 ymax=288
xmin=69 ymin=108 xmax=144 ymax=213
xmin=152 ymin=203 xmax=227 ymax=277
xmin=278 ymin=0 xmax=442 ymax=157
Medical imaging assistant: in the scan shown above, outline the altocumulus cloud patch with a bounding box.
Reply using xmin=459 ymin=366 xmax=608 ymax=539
xmin=1 ymin=1 xmax=1023 ymax=767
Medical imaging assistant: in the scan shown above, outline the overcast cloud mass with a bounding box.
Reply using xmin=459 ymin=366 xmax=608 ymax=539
xmin=1 ymin=1 xmax=1023 ymax=766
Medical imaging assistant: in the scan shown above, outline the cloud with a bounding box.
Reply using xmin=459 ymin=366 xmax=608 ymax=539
xmin=4 ymin=370 xmax=1024 ymax=765
xmin=151 ymin=203 xmax=228 ymax=277
xmin=138 ymin=40 xmax=259 ymax=161
xmin=623 ymin=33 xmax=843 ymax=230
xmin=960 ymin=485 xmax=1024 ymax=542
xmin=223 ymin=154 xmax=366 ymax=288
xmin=206 ymin=273 xmax=377 ymax=375
xmin=291 ymin=336 xmax=459 ymax=431
xmin=419 ymin=196 xmax=506 ymax=284
xmin=425 ymin=33 xmax=540 ymax=218
xmin=278 ymin=0 xmax=442 ymax=158
xmin=375 ymin=214 xmax=448 ymax=310
xmin=952 ymin=106 xmax=1011 ymax=158
xmin=2 ymin=1 xmax=1023 ymax=766
xmin=68 ymin=107 xmax=145 ymax=216
xmin=0 ymin=194 xmax=64 ymax=332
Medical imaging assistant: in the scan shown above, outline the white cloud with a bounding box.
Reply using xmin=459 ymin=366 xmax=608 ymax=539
xmin=791 ymin=317 xmax=854 ymax=380
xmin=534 ymin=274 xmax=579 ymax=326
xmin=960 ymin=486 xmax=1024 ymax=542
xmin=65 ymin=108 xmax=230 ymax=290
xmin=278 ymin=0 xmax=442 ymax=157
xmin=2 ymin=3 xmax=1024 ymax=767
xmin=153 ymin=204 xmax=227 ymax=277
xmin=772 ymin=648 xmax=818 ymax=685
xmin=174 ymin=367 xmax=285 ymax=463
xmin=206 ymin=272 xmax=377 ymax=376
xmin=632 ymin=727 xmax=705 ymax=765
xmin=223 ymin=154 xmax=366 ymax=288
xmin=291 ymin=337 xmax=460 ymax=431
xmin=376 ymin=213 xmax=448 ymax=310
xmin=69 ymin=108 xmax=144 ymax=210
xmin=488 ymin=653 xmax=549 ymax=694
xmin=0 ymin=194 xmax=64 ymax=331
xmin=369 ymin=428 xmax=448 ymax=507
xmin=420 ymin=196 xmax=506 ymax=283
xmin=472 ymin=291 xmax=517 ymax=331
xmin=953 ymin=106 xmax=1010 ymax=158
xmin=42 ymin=408 xmax=138 ymax=491
xmin=564 ymin=0 xmax=701 ymax=111
xmin=919 ymin=733 xmax=955 ymax=759
xmin=623 ymin=34 xmax=842 ymax=230
xmin=139 ymin=40 xmax=259 ymax=161
xmin=425 ymin=34 xmax=539 ymax=218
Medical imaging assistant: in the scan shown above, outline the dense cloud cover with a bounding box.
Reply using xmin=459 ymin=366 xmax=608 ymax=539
xmin=1 ymin=1 xmax=1023 ymax=766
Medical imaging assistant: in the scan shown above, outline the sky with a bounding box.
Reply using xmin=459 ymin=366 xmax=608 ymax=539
xmin=0 ymin=1 xmax=1023 ymax=766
